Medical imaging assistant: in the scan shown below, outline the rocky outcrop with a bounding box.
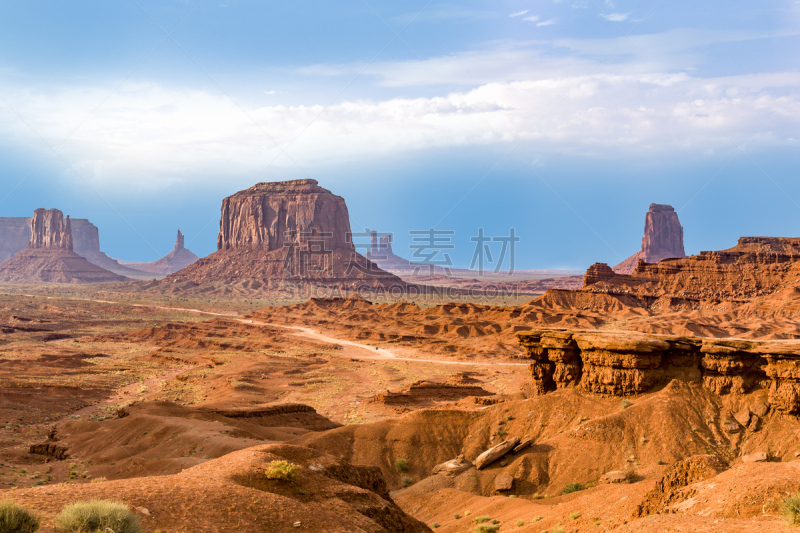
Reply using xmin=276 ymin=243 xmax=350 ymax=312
xmin=583 ymin=263 xmax=617 ymax=287
xmin=0 ymin=217 xmax=33 ymax=262
xmin=125 ymin=230 xmax=200 ymax=275
xmin=166 ymin=180 xmax=403 ymax=288
xmin=585 ymin=236 xmax=800 ymax=300
xmin=474 ymin=437 xmax=520 ymax=469
xmin=614 ymin=204 xmax=686 ymax=274
xmin=518 ymin=328 xmax=800 ymax=413
xmin=30 ymin=208 xmax=73 ymax=250
xmin=634 ymin=455 xmax=727 ymax=517
xmin=0 ymin=209 xmax=126 ymax=284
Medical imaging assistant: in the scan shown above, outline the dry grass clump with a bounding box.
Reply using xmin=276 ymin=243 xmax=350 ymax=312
xmin=54 ymin=500 xmax=140 ymax=533
xmin=394 ymin=458 xmax=410 ymax=473
xmin=784 ymin=492 xmax=800 ymax=525
xmin=264 ymin=460 xmax=300 ymax=482
xmin=0 ymin=501 xmax=40 ymax=533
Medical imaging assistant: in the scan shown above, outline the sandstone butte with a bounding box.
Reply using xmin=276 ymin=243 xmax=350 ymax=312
xmin=613 ymin=203 xmax=686 ymax=274
xmin=122 ymin=230 xmax=200 ymax=275
xmin=165 ymin=179 xmax=404 ymax=288
xmin=0 ymin=215 xmax=145 ymax=277
xmin=0 ymin=208 xmax=127 ymax=283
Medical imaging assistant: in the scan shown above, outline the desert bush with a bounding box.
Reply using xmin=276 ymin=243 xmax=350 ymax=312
xmin=54 ymin=500 xmax=140 ymax=533
xmin=473 ymin=525 xmax=499 ymax=533
xmin=0 ymin=501 xmax=40 ymax=533
xmin=431 ymin=523 xmax=440 ymax=528
xmin=516 ymin=520 xmax=525 ymax=526
xmin=472 ymin=516 xmax=490 ymax=523
xmin=570 ymin=511 xmax=581 ymax=520
xmin=394 ymin=458 xmax=410 ymax=473
xmin=620 ymin=399 xmax=632 ymax=409
xmin=562 ymin=482 xmax=584 ymax=494
xmin=401 ymin=476 xmax=413 ymax=487
xmin=264 ymin=460 xmax=300 ymax=482
xmin=784 ymin=492 xmax=800 ymax=525
xmin=531 ymin=516 xmax=542 ymax=522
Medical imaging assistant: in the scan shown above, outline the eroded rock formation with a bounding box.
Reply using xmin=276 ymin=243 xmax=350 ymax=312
xmin=614 ymin=204 xmax=686 ymax=274
xmin=0 ymin=209 xmax=126 ymax=284
xmin=518 ymin=328 xmax=800 ymax=413
xmin=167 ymin=180 xmax=403 ymax=288
xmin=126 ymin=230 xmax=200 ymax=276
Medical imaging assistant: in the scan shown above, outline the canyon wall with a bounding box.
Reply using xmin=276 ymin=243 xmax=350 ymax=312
xmin=518 ymin=328 xmax=800 ymax=413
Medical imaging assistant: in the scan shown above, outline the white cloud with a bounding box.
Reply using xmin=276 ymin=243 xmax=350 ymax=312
xmin=537 ymin=19 xmax=557 ymax=26
xmin=510 ymin=10 xmax=529 ymax=17
xmin=522 ymin=15 xmax=539 ymax=22
xmin=1 ymin=31 xmax=798 ymax=193
xmin=600 ymin=12 xmax=629 ymax=21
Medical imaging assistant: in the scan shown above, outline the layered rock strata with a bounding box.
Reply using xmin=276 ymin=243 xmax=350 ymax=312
xmin=167 ymin=180 xmax=403 ymax=288
xmin=0 ymin=209 xmax=126 ymax=284
xmin=518 ymin=328 xmax=800 ymax=413
xmin=614 ymin=203 xmax=686 ymax=274
xmin=585 ymin=236 xmax=800 ymax=299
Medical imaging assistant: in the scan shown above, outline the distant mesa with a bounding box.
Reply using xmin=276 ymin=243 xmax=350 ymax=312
xmin=0 ymin=208 xmax=127 ymax=284
xmin=365 ymin=231 xmax=418 ymax=271
xmin=0 ymin=215 xmax=147 ymax=278
xmin=166 ymin=179 xmax=403 ymax=288
xmin=119 ymin=230 xmax=200 ymax=276
xmin=613 ymin=203 xmax=686 ymax=274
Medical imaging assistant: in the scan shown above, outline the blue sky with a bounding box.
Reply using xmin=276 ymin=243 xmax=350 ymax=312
xmin=0 ymin=1 xmax=799 ymax=269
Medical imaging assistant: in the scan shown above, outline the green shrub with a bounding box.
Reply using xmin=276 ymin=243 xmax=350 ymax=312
xmin=264 ymin=460 xmax=300 ymax=482
xmin=401 ymin=476 xmax=413 ymax=487
xmin=472 ymin=516 xmax=490 ymax=523
xmin=431 ymin=523 xmax=440 ymax=528
xmin=570 ymin=511 xmax=581 ymax=520
xmin=0 ymin=501 xmax=40 ymax=533
xmin=516 ymin=520 xmax=525 ymax=526
xmin=563 ymin=482 xmax=584 ymax=494
xmin=784 ymin=492 xmax=800 ymax=525
xmin=54 ymin=500 xmax=140 ymax=533
xmin=453 ymin=514 xmax=461 ymax=519
xmin=394 ymin=458 xmax=410 ymax=473
xmin=473 ymin=525 xmax=499 ymax=533
xmin=531 ymin=516 xmax=542 ymax=522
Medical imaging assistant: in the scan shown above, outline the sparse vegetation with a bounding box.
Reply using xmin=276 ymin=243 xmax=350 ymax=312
xmin=54 ymin=500 xmax=140 ymax=533
xmin=394 ymin=458 xmax=410 ymax=473
xmin=264 ymin=460 xmax=300 ymax=482
xmin=0 ymin=500 xmax=40 ymax=533
xmin=473 ymin=525 xmax=499 ymax=533
xmin=531 ymin=516 xmax=542 ymax=522
xmin=453 ymin=514 xmax=461 ymax=519
xmin=563 ymin=482 xmax=584 ymax=494
xmin=431 ymin=522 xmax=440 ymax=528
xmin=401 ymin=476 xmax=413 ymax=487
xmin=656 ymin=460 xmax=664 ymax=465
xmin=516 ymin=519 xmax=525 ymax=526
xmin=570 ymin=511 xmax=581 ymax=520
xmin=621 ymin=399 xmax=632 ymax=409
xmin=472 ymin=516 xmax=491 ymax=523
xmin=783 ymin=492 xmax=800 ymax=525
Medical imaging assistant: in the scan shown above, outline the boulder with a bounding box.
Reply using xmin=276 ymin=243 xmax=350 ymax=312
xmin=600 ymin=471 xmax=628 ymax=484
xmin=734 ymin=408 xmax=751 ymax=427
xmin=494 ymin=473 xmax=514 ymax=491
xmin=513 ymin=438 xmax=533 ymax=454
xmin=722 ymin=421 xmax=740 ymax=433
xmin=475 ymin=438 xmax=520 ymax=469
xmin=750 ymin=401 xmax=769 ymax=417
xmin=741 ymin=452 xmax=768 ymax=463
xmin=431 ymin=455 xmax=472 ymax=476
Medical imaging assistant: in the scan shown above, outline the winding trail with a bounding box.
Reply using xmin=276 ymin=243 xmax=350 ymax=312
xmin=243 ymin=319 xmax=529 ymax=367
xmin=13 ymin=291 xmax=528 ymax=368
